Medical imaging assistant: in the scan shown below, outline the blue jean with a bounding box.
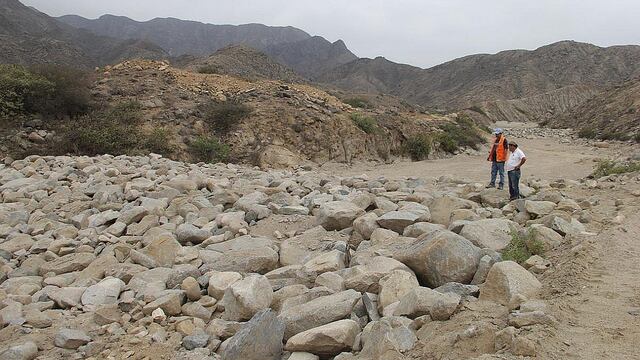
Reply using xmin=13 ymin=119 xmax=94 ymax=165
xmin=508 ymin=169 xmax=521 ymax=199
xmin=490 ymin=161 xmax=505 ymax=187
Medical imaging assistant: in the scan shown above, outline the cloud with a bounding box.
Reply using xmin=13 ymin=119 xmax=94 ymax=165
xmin=22 ymin=0 xmax=640 ymax=68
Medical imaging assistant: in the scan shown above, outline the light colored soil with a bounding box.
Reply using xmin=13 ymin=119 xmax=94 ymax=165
xmin=323 ymin=136 xmax=609 ymax=184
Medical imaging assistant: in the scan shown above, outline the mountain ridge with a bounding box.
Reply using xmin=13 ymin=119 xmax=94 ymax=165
xmin=57 ymin=13 xmax=358 ymax=77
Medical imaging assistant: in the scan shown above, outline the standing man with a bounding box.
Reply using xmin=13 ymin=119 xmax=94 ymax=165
xmin=487 ymin=128 xmax=508 ymax=190
xmin=506 ymin=142 xmax=527 ymax=201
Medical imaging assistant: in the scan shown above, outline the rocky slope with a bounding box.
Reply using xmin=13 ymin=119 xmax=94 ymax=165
xmin=462 ymin=85 xmax=600 ymax=124
xmin=319 ymin=41 xmax=640 ymax=122
xmin=4 ymin=59 xmax=458 ymax=166
xmin=181 ymin=45 xmax=305 ymax=83
xmin=0 ymin=0 xmax=167 ymax=67
xmin=57 ymin=14 xmax=358 ymax=78
xmin=0 ymin=151 xmax=601 ymax=359
xmin=551 ymin=77 xmax=640 ymax=138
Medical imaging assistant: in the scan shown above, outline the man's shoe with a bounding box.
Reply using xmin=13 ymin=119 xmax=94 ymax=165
xmin=509 ymin=197 xmax=517 ymax=201
xmin=486 ymin=184 xmax=495 ymax=189
xmin=498 ymin=186 xmax=504 ymax=190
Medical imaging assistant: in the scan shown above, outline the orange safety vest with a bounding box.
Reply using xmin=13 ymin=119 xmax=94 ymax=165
xmin=488 ymin=136 xmax=507 ymax=162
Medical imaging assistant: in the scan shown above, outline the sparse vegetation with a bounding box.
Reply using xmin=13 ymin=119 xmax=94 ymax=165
xmin=600 ymin=130 xmax=630 ymax=141
xmin=189 ymin=136 xmax=230 ymax=163
xmin=56 ymin=101 xmax=143 ymax=156
xmin=0 ymin=64 xmax=54 ymax=118
xmin=0 ymin=64 xmax=92 ymax=119
xmin=578 ymin=128 xmax=597 ymax=139
xmin=144 ymin=128 xmax=174 ymax=156
xmin=468 ymin=105 xmax=486 ymax=116
xmin=344 ymin=97 xmax=372 ymax=109
xmin=592 ymin=159 xmax=640 ymax=178
xmin=200 ymin=100 xmax=252 ymax=134
xmin=502 ymin=228 xmax=544 ymax=264
xmin=351 ymin=113 xmax=378 ymax=134
xmin=30 ymin=64 xmax=93 ymax=117
xmin=437 ymin=115 xmax=486 ymax=153
xmin=404 ymin=134 xmax=432 ymax=161
xmin=198 ymin=64 xmax=221 ymax=74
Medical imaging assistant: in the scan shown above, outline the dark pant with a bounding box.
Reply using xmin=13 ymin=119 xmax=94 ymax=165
xmin=490 ymin=161 xmax=505 ymax=187
xmin=508 ymin=169 xmax=521 ymax=199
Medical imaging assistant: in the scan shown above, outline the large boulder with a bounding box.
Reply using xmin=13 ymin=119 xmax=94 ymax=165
xmin=343 ymin=257 xmax=413 ymax=293
xmin=279 ymin=289 xmax=361 ymax=339
xmin=81 ymin=277 xmax=125 ymax=310
xmin=280 ymin=226 xmax=345 ymax=266
xmin=395 ymin=230 xmax=481 ymax=287
xmin=359 ymin=318 xmax=417 ymax=359
xmin=378 ymin=270 xmax=419 ymax=311
xmin=377 ymin=211 xmax=421 ymax=234
xmin=221 ymin=309 xmax=285 ymax=360
xmin=524 ymin=200 xmax=556 ymax=217
xmin=393 ymin=287 xmax=461 ymax=320
xmin=460 ymin=219 xmax=518 ymax=251
xmin=285 ymin=320 xmax=360 ymax=356
xmin=479 ymin=261 xmax=542 ymax=305
xmin=353 ymin=213 xmax=380 ymax=240
xmin=430 ymin=196 xmax=476 ymax=226
xmin=222 ymin=275 xmax=273 ymax=321
xmin=317 ymin=201 xmax=365 ymax=231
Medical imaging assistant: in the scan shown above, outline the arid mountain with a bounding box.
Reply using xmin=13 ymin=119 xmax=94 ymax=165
xmin=319 ymin=41 xmax=640 ymax=115
xmin=0 ymin=0 xmax=167 ymax=67
xmin=551 ymin=77 xmax=640 ymax=138
xmin=57 ymin=14 xmax=357 ymax=77
xmin=182 ymin=45 xmax=305 ymax=83
xmin=264 ymin=37 xmax=358 ymax=78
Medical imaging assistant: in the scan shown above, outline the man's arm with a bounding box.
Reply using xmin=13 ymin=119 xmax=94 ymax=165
xmin=516 ymin=157 xmax=527 ymax=169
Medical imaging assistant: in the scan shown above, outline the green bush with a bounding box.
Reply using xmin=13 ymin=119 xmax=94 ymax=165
xmin=502 ymin=229 xmax=544 ymax=264
xmin=577 ymin=128 xmax=597 ymax=139
xmin=145 ymin=128 xmax=174 ymax=155
xmin=54 ymin=101 xmax=144 ymax=156
xmin=600 ymin=130 xmax=630 ymax=141
xmin=190 ymin=136 xmax=230 ymax=163
xmin=344 ymin=98 xmax=372 ymax=109
xmin=0 ymin=64 xmax=54 ymax=118
xmin=437 ymin=133 xmax=459 ymax=153
xmin=351 ymin=113 xmax=378 ymax=134
xmin=404 ymin=134 xmax=431 ymax=161
xmin=30 ymin=64 xmax=92 ymax=117
xmin=198 ymin=64 xmax=221 ymax=74
xmin=438 ymin=120 xmax=485 ymax=153
xmin=592 ymin=159 xmax=640 ymax=178
xmin=200 ymin=100 xmax=252 ymax=134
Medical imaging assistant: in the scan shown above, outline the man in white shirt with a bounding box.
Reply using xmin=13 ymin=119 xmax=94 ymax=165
xmin=506 ymin=142 xmax=527 ymax=201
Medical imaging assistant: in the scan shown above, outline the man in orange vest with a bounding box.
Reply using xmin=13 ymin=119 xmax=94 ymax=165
xmin=486 ymin=128 xmax=509 ymax=190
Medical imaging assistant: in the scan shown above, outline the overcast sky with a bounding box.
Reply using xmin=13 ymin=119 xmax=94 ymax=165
xmin=22 ymin=0 xmax=640 ymax=68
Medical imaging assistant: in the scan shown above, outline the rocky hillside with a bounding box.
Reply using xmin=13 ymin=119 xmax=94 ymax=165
xmin=551 ymin=77 xmax=640 ymax=139
xmin=319 ymin=41 xmax=640 ymax=121
xmin=0 ymin=151 xmax=598 ymax=359
xmin=462 ymin=85 xmax=600 ymax=124
xmin=181 ymin=45 xmax=305 ymax=83
xmin=58 ymin=14 xmax=358 ymax=78
xmin=5 ymin=59 xmax=479 ymax=167
xmin=0 ymin=0 xmax=167 ymax=67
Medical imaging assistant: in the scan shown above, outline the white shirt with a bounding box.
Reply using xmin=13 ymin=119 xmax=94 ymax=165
xmin=506 ymin=148 xmax=526 ymax=171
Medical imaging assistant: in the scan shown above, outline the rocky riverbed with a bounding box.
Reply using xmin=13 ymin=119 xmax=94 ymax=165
xmin=0 ymin=154 xmax=608 ymax=359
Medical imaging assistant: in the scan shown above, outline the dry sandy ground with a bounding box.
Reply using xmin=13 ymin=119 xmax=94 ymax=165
xmin=324 ymin=136 xmax=609 ymax=184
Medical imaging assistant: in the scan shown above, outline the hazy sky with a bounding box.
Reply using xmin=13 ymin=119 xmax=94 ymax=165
xmin=22 ymin=0 xmax=640 ymax=68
